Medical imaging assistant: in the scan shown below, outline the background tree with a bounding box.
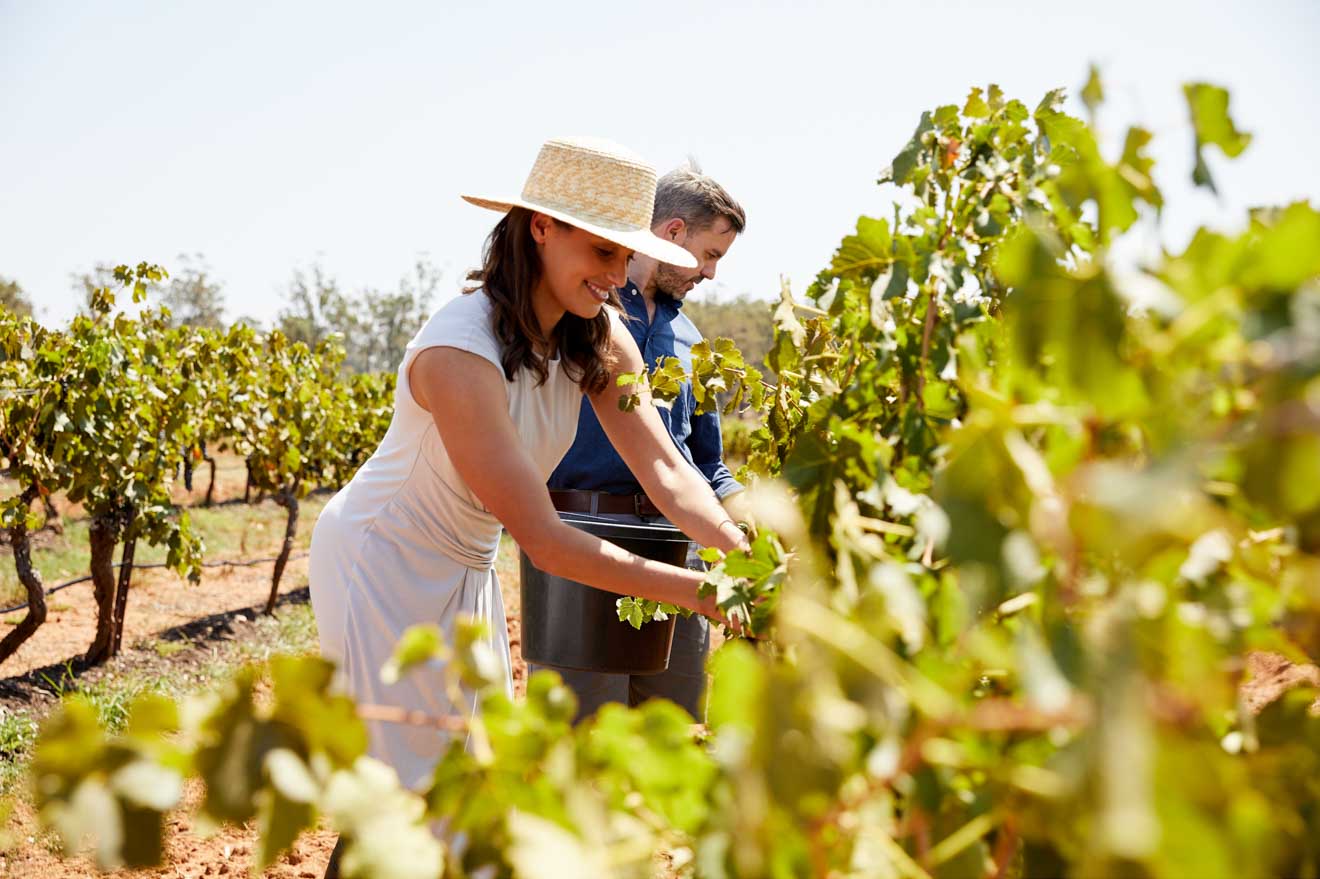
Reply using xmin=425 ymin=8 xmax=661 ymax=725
xmin=353 ymin=257 xmax=441 ymax=373
xmin=275 ymin=262 xmax=358 ymax=351
xmin=0 ymin=275 xmax=33 ymax=317
xmin=276 ymin=257 xmax=440 ymax=374
xmin=160 ymin=252 xmax=226 ymax=329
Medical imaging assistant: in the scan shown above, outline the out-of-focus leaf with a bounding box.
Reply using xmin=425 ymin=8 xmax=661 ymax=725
xmin=380 ymin=623 xmax=448 ymax=685
xmin=1184 ymin=82 xmax=1252 ymax=193
xmin=1081 ymin=64 xmax=1105 ymax=117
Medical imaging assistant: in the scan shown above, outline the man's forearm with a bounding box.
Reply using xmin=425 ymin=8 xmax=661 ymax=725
xmin=720 ymin=488 xmax=755 ymax=527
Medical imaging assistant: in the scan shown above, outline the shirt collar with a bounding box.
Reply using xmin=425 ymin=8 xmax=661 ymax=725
xmin=619 ymin=279 xmax=683 ymax=312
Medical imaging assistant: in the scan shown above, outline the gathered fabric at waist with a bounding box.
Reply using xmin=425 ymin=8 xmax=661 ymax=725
xmin=328 ymin=473 xmax=502 ymax=573
xmin=387 ymin=480 xmax=501 ymax=571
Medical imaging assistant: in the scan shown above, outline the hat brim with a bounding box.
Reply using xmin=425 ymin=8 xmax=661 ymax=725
xmin=462 ymin=194 xmax=698 ymax=269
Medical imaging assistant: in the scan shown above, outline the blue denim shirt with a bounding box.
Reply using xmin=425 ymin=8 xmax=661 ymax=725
xmin=548 ymin=280 xmax=743 ymax=499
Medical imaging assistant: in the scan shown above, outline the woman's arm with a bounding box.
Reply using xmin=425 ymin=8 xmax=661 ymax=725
xmin=587 ymin=317 xmax=748 ymax=554
xmin=408 ymin=345 xmax=723 ymax=619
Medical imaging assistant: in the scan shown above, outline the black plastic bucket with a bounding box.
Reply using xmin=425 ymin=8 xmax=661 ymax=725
xmin=519 ymin=512 xmax=690 ymax=675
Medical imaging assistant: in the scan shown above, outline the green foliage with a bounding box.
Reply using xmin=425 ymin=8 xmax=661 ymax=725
xmin=420 ymin=633 xmax=720 ymax=879
xmin=25 ymin=72 xmax=1320 ymax=879
xmin=59 ymin=267 xmax=207 ymax=564
xmin=0 ymin=307 xmax=66 ymax=515
xmin=696 ymin=529 xmax=788 ymax=635
xmin=322 ymin=757 xmax=445 ymax=879
xmin=608 ymin=73 xmax=1320 ymax=876
xmin=230 ymin=329 xmax=347 ymax=499
xmin=684 ymin=293 xmax=775 ymax=378
xmin=0 ymin=264 xmax=398 ymax=658
xmin=21 ymin=265 xmax=210 ymax=660
xmin=615 ymin=595 xmax=688 ymax=630
xmin=380 ymin=622 xmax=449 ymax=685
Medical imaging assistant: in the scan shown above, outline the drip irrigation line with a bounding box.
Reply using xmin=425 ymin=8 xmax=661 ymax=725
xmin=0 ymin=550 xmax=311 ymax=616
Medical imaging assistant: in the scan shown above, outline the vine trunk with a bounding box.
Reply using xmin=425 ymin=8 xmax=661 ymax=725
xmin=109 ymin=507 xmax=138 ymax=655
xmin=0 ymin=486 xmax=47 ymax=666
xmin=266 ymin=482 xmax=299 ymax=615
xmin=85 ymin=513 xmax=119 ymax=664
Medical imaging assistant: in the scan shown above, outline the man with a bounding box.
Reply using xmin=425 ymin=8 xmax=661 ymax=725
xmin=537 ymin=161 xmax=748 ymax=723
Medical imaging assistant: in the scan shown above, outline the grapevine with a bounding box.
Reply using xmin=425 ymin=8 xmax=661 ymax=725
xmin=12 ymin=73 xmax=1320 ymax=878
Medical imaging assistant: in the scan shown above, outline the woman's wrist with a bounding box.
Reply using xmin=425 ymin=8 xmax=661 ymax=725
xmin=717 ymin=518 xmax=750 ymax=552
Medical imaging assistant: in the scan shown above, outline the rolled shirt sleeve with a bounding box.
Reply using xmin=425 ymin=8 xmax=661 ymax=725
xmin=686 ymin=404 xmax=743 ymax=499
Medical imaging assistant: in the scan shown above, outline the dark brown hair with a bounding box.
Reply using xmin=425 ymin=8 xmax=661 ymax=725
xmin=464 ymin=207 xmax=618 ymax=394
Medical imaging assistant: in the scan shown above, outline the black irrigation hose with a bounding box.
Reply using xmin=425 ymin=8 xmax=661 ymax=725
xmin=0 ymin=550 xmax=312 ymax=616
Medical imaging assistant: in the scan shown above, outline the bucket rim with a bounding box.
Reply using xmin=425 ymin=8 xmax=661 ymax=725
xmin=557 ymin=511 xmax=690 ymax=541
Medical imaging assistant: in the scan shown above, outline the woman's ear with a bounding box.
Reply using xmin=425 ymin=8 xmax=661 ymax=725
xmin=529 ymin=211 xmax=554 ymax=245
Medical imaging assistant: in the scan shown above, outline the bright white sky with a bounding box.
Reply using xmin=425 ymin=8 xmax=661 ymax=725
xmin=3 ymin=1 xmax=1318 ymax=327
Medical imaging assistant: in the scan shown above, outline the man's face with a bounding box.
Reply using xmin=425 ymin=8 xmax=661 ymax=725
xmin=653 ymin=216 xmax=738 ymax=301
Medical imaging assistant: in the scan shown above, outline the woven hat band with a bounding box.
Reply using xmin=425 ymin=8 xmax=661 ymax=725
xmin=520 ymin=139 xmax=657 ymax=233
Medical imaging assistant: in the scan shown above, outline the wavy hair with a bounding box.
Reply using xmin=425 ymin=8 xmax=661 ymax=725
xmin=464 ymin=207 xmax=618 ymax=395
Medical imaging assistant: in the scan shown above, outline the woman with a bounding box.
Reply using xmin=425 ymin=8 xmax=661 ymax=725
xmin=308 ymin=136 xmax=748 ymax=794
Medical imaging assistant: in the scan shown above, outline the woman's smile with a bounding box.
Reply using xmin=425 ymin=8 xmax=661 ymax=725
xmin=585 ymin=280 xmax=613 ymax=303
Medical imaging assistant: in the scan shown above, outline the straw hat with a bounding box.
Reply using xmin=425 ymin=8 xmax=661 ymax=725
xmin=463 ymin=136 xmax=698 ymax=269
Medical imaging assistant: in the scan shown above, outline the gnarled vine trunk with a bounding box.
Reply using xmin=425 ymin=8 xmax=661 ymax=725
xmin=203 ymin=453 xmax=217 ymax=507
xmin=85 ymin=512 xmax=120 ymax=665
xmin=109 ymin=507 xmax=138 ymax=656
xmin=244 ymin=460 xmax=253 ymax=504
xmin=0 ymin=486 xmax=48 ymax=666
xmin=266 ymin=481 xmax=299 ymax=615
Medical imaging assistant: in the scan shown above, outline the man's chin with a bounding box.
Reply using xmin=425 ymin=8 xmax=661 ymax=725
xmin=665 ymin=282 xmax=699 ymax=301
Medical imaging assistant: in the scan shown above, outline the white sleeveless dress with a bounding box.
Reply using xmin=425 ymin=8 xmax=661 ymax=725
xmin=309 ymin=291 xmax=583 ymax=791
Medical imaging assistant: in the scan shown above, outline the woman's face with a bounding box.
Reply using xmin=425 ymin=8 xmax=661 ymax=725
xmin=530 ymin=212 xmax=631 ymax=319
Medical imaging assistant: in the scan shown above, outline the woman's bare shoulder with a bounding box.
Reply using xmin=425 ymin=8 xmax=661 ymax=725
xmin=408 ymin=344 xmax=508 ymax=415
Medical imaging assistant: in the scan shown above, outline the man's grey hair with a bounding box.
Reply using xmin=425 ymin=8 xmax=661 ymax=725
xmin=652 ymin=159 xmax=746 ymax=234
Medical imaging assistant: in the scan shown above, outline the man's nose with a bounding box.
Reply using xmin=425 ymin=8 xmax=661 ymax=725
xmin=702 ymin=261 xmax=717 ymax=281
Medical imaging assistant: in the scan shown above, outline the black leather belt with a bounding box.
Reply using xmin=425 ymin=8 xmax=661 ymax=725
xmin=549 ymin=489 xmax=663 ymax=517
